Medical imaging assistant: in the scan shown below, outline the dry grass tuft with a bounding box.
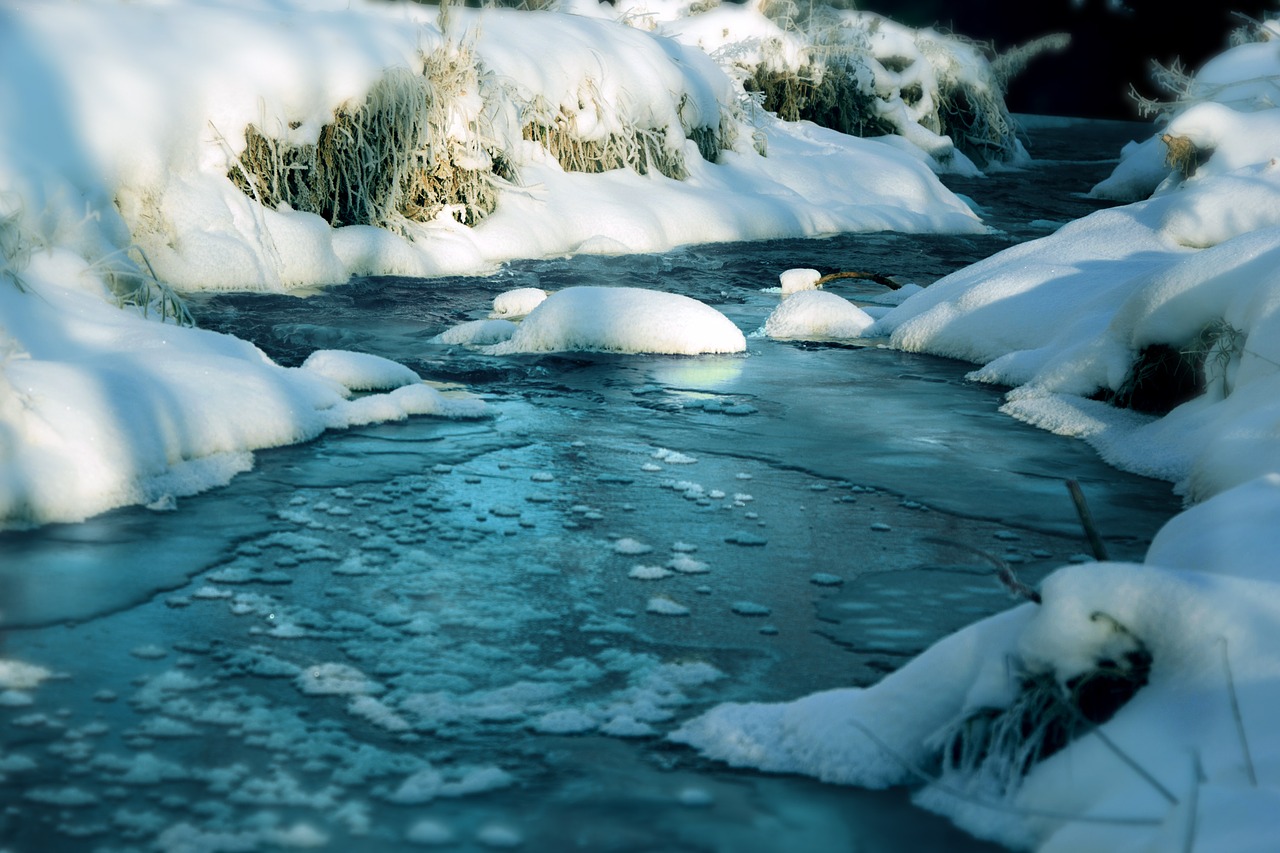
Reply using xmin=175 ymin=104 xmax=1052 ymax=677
xmin=229 ymin=43 xmax=510 ymax=232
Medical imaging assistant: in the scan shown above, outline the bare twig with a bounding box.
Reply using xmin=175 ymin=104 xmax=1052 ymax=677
xmin=1066 ymin=479 xmax=1109 ymax=561
xmin=1220 ymin=637 xmax=1257 ymax=786
xmin=1182 ymin=753 xmax=1203 ymax=853
xmin=921 ymin=536 xmax=1040 ymax=604
xmin=1049 ymin=682 xmax=1178 ymax=805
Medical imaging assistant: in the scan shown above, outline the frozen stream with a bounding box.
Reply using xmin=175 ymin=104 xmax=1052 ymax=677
xmin=0 ymin=118 xmax=1181 ymax=851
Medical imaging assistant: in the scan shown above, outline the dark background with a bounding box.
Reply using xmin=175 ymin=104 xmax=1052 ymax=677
xmin=850 ymin=1 xmax=1277 ymax=118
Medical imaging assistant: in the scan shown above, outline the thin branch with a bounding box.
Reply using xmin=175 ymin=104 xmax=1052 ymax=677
xmin=814 ymin=270 xmax=902 ymax=290
xmin=922 ymin=536 xmax=1040 ymax=604
xmin=1220 ymin=637 xmax=1257 ymax=786
xmin=1066 ymin=479 xmax=1109 ymax=561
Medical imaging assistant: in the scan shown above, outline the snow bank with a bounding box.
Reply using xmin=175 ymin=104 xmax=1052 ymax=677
xmin=676 ymin=22 xmax=1280 ymax=852
xmin=1091 ymin=17 xmax=1280 ymax=202
xmin=0 ymin=0 xmax=983 ymax=296
xmin=487 ymin=286 xmax=746 ymax=356
xmin=869 ymin=14 xmax=1280 ymax=503
xmin=648 ymin=1 xmax=1044 ymax=173
xmin=0 ymin=249 xmax=485 ymax=529
xmin=675 ymin=473 xmax=1280 ymax=852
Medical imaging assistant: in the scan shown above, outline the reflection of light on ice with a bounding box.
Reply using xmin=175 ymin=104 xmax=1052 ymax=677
xmin=648 ymin=356 xmax=745 ymax=391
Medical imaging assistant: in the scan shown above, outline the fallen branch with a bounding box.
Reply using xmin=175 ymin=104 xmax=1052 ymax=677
xmin=1066 ymin=479 xmax=1109 ymax=561
xmin=814 ymin=270 xmax=902 ymax=290
xmin=921 ymin=536 xmax=1040 ymax=604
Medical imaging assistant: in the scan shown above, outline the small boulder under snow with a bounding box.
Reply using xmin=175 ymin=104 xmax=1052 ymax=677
xmin=433 ymin=318 xmax=518 ymax=346
xmin=491 ymin=287 xmax=549 ymax=319
xmin=487 ymin=286 xmax=746 ymax=356
xmin=779 ymin=268 xmax=821 ymax=295
xmin=300 ymin=350 xmax=420 ymax=393
xmin=762 ymin=291 xmax=875 ymax=340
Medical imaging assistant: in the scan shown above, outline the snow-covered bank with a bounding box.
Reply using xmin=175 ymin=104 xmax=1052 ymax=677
xmin=0 ymin=248 xmax=486 ymax=528
xmin=870 ymin=15 xmax=1280 ymax=504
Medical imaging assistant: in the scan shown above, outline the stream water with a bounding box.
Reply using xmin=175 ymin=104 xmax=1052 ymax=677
xmin=0 ymin=117 xmax=1181 ymax=852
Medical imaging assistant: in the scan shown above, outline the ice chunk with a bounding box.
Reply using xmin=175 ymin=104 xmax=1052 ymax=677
xmin=295 ymin=663 xmax=382 ymax=696
xmin=613 ymin=538 xmax=653 ymax=555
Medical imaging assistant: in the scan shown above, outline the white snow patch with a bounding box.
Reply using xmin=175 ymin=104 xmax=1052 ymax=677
xmin=487 ymin=287 xmax=746 ymax=356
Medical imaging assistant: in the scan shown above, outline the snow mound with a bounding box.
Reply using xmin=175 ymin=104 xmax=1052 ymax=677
xmin=487 ymin=287 xmax=746 ymax=356
xmin=779 ymin=268 xmax=820 ymax=295
xmin=760 ymin=291 xmax=875 ymax=341
xmin=300 ymin=350 xmax=421 ymax=393
xmin=490 ymin=288 xmax=548 ymax=319
xmin=432 ymin=319 xmax=518 ymax=346
xmin=1092 ymin=18 xmax=1280 ymax=202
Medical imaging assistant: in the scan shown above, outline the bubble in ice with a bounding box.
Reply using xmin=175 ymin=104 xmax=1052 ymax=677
xmin=641 ymin=463 xmax=663 ymax=472
xmin=731 ymin=601 xmax=771 ymax=616
xmin=646 ymin=597 xmax=691 ymax=617
xmin=653 ymin=448 xmax=697 ymax=464
xmin=295 ymin=663 xmax=382 ymax=696
xmin=476 ymin=824 xmax=524 ymax=849
xmin=406 ymin=819 xmax=456 ymax=846
xmin=678 ymin=787 xmax=715 ymax=807
xmin=870 ymin=522 xmax=892 ymax=532
xmin=629 ymin=565 xmax=673 ymax=580
xmin=668 ymin=555 xmax=709 ymax=574
xmin=530 ymin=472 xmax=555 ymax=482
xmin=809 ymin=573 xmax=845 ymax=586
xmin=724 ymin=532 xmax=767 ymax=546
xmin=613 ymin=538 xmax=653 ymax=555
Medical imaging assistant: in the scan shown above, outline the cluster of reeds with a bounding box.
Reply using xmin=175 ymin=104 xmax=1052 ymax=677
xmin=516 ymin=89 xmax=734 ymax=181
xmin=740 ymin=8 xmax=1062 ymax=167
xmin=229 ymin=42 xmax=509 ymax=232
xmin=1100 ymin=319 xmax=1247 ymax=414
xmin=2 ymin=202 xmax=190 ymax=325
xmin=938 ymin=635 xmax=1153 ymax=799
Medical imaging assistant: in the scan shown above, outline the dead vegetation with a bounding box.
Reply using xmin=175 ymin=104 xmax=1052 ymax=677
xmin=228 ymin=44 xmax=510 ymax=231
xmin=1097 ymin=320 xmax=1247 ymax=414
xmin=737 ymin=9 xmax=1061 ymax=167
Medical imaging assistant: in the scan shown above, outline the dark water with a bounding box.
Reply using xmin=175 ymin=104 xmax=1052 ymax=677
xmin=0 ymin=118 xmax=1173 ymax=852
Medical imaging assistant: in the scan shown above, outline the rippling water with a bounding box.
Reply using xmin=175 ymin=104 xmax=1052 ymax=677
xmin=0 ymin=117 xmax=1176 ymax=852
